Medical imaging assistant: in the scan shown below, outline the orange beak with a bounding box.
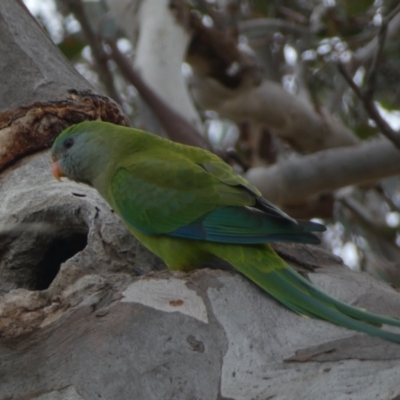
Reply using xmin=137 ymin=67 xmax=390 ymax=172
xmin=51 ymin=159 xmax=65 ymax=181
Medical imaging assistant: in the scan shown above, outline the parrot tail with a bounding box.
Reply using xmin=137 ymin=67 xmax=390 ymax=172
xmin=211 ymin=243 xmax=400 ymax=343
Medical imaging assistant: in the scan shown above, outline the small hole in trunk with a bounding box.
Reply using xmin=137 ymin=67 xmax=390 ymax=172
xmin=32 ymin=233 xmax=88 ymax=290
xmin=0 ymin=206 xmax=89 ymax=293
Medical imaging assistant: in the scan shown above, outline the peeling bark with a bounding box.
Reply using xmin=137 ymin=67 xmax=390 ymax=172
xmin=0 ymin=92 xmax=128 ymax=172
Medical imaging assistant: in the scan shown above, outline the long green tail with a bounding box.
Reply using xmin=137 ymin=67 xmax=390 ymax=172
xmin=210 ymin=242 xmax=400 ymax=343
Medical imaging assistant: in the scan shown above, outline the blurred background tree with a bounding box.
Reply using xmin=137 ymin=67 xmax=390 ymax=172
xmin=25 ymin=0 xmax=400 ymax=285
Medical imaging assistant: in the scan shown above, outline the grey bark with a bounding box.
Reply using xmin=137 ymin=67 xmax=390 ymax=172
xmin=0 ymin=0 xmax=128 ymax=173
xmin=1 ymin=153 xmax=400 ymax=400
xmin=246 ymin=138 xmax=400 ymax=205
xmin=1 ymin=1 xmax=400 ymax=400
xmin=0 ymin=1 xmax=92 ymax=111
xmin=1 ymin=151 xmax=400 ymax=400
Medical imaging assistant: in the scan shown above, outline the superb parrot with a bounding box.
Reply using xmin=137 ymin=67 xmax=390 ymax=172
xmin=51 ymin=121 xmax=400 ymax=343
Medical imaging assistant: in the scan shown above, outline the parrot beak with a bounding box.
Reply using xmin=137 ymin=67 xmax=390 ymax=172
xmin=51 ymin=158 xmax=65 ymax=181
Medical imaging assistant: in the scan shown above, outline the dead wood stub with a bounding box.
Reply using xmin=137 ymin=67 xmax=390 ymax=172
xmin=0 ymin=90 xmax=129 ymax=172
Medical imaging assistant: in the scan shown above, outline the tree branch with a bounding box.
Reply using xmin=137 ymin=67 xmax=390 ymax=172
xmin=192 ymin=77 xmax=359 ymax=153
xmin=105 ymin=0 xmax=204 ymax=135
xmin=239 ymin=18 xmax=312 ymax=38
xmin=353 ymin=7 xmax=400 ymax=67
xmin=107 ymin=40 xmax=209 ymax=149
xmin=329 ymin=6 xmax=400 ymax=114
xmin=65 ymin=0 xmax=121 ymax=104
xmin=364 ymin=22 xmax=387 ymax=100
xmin=246 ymin=139 xmax=400 ymax=206
xmin=339 ymin=195 xmax=396 ymax=241
xmin=338 ymin=63 xmax=400 ymax=150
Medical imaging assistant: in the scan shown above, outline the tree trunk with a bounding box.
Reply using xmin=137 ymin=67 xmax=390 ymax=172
xmin=1 ymin=2 xmax=400 ymax=400
xmin=0 ymin=0 xmax=128 ymax=172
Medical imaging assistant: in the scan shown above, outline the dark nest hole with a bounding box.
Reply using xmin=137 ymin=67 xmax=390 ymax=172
xmin=0 ymin=208 xmax=89 ymax=293
xmin=32 ymin=233 xmax=87 ymax=290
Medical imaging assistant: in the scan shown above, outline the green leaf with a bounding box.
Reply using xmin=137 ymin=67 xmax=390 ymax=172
xmin=337 ymin=0 xmax=375 ymax=17
xmin=377 ymin=98 xmax=400 ymax=112
xmin=353 ymin=124 xmax=379 ymax=140
xmin=58 ymin=35 xmax=85 ymax=60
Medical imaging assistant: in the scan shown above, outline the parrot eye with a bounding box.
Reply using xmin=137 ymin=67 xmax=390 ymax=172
xmin=63 ymin=138 xmax=74 ymax=149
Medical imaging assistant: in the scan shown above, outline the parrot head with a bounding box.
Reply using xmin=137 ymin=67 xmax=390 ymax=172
xmin=51 ymin=122 xmax=111 ymax=185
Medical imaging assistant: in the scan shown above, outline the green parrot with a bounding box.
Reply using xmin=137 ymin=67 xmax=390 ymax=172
xmin=51 ymin=121 xmax=400 ymax=343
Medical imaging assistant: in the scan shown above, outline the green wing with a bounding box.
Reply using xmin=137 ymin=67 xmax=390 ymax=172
xmin=109 ymin=144 xmax=323 ymax=243
xmin=109 ymin=148 xmax=254 ymax=234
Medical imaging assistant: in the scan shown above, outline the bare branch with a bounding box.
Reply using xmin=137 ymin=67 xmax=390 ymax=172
xmin=353 ymin=8 xmax=400 ymax=68
xmin=328 ymin=4 xmax=400 ymax=114
xmin=385 ymin=3 xmax=400 ymax=24
xmin=365 ymin=4 xmax=400 ymax=100
xmin=192 ymin=77 xmax=358 ymax=153
xmin=107 ymin=40 xmax=209 ymax=149
xmin=339 ymin=195 xmax=396 ymax=241
xmin=246 ymin=139 xmax=400 ymax=206
xmin=364 ymin=22 xmax=387 ymax=100
xmin=338 ymin=63 xmax=400 ymax=150
xmin=65 ymin=0 xmax=121 ymax=104
xmin=239 ymin=18 xmax=312 ymax=38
